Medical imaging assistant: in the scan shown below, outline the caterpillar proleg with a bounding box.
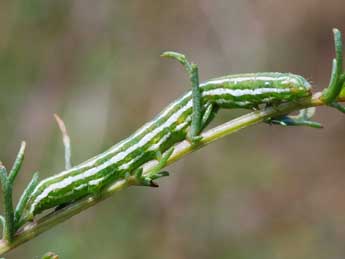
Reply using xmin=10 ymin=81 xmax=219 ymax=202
xmin=19 ymin=72 xmax=312 ymax=224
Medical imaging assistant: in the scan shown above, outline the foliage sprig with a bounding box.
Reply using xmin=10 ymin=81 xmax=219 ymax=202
xmin=0 ymin=28 xmax=344 ymax=256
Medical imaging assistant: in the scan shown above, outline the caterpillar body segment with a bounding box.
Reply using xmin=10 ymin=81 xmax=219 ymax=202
xmin=19 ymin=72 xmax=312 ymax=224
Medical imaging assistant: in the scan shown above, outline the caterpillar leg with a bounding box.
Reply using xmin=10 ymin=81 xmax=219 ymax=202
xmin=133 ymin=147 xmax=174 ymax=187
xmin=267 ymin=107 xmax=322 ymax=128
xmin=161 ymin=51 xmax=204 ymax=144
xmin=54 ymin=202 xmax=72 ymax=212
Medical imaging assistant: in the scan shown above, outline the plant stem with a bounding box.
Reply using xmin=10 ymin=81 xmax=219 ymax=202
xmin=0 ymin=167 xmax=14 ymax=243
xmin=0 ymin=91 xmax=343 ymax=255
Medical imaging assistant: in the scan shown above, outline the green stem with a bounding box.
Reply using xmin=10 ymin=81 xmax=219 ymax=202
xmin=8 ymin=142 xmax=26 ymax=184
xmin=14 ymin=173 xmax=39 ymax=229
xmin=0 ymin=216 xmax=5 ymax=239
xmin=0 ymin=166 xmax=14 ymax=243
xmin=0 ymin=91 xmax=343 ymax=255
xmin=321 ymin=28 xmax=344 ymax=104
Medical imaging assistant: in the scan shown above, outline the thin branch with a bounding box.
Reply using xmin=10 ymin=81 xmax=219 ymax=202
xmin=0 ymin=165 xmax=13 ymax=243
xmin=14 ymin=173 xmax=39 ymax=229
xmin=54 ymin=114 xmax=72 ymax=170
xmin=0 ymin=142 xmax=27 ymax=243
xmin=0 ymin=91 xmax=343 ymax=255
xmin=8 ymin=142 xmax=26 ymax=184
xmin=0 ymin=216 xmax=6 ymax=242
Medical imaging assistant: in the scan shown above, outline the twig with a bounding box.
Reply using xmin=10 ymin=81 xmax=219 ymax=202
xmin=0 ymin=91 xmax=343 ymax=255
xmin=54 ymin=114 xmax=72 ymax=170
xmin=0 ymin=28 xmax=344 ymax=256
xmin=0 ymin=142 xmax=26 ymax=243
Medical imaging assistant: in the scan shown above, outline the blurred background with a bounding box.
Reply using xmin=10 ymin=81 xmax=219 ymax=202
xmin=1 ymin=0 xmax=345 ymax=258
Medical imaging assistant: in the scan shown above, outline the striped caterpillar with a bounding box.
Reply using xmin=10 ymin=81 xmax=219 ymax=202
xmin=17 ymin=71 xmax=314 ymax=226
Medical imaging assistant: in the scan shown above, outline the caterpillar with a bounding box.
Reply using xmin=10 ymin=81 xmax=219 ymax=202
xmin=19 ymin=72 xmax=312 ymax=225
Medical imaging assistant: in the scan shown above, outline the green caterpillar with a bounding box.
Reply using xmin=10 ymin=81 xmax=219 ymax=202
xmin=17 ymin=71 xmax=313 ymax=225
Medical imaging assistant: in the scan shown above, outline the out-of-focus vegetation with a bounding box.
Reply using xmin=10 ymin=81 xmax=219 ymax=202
xmin=1 ymin=1 xmax=345 ymax=258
